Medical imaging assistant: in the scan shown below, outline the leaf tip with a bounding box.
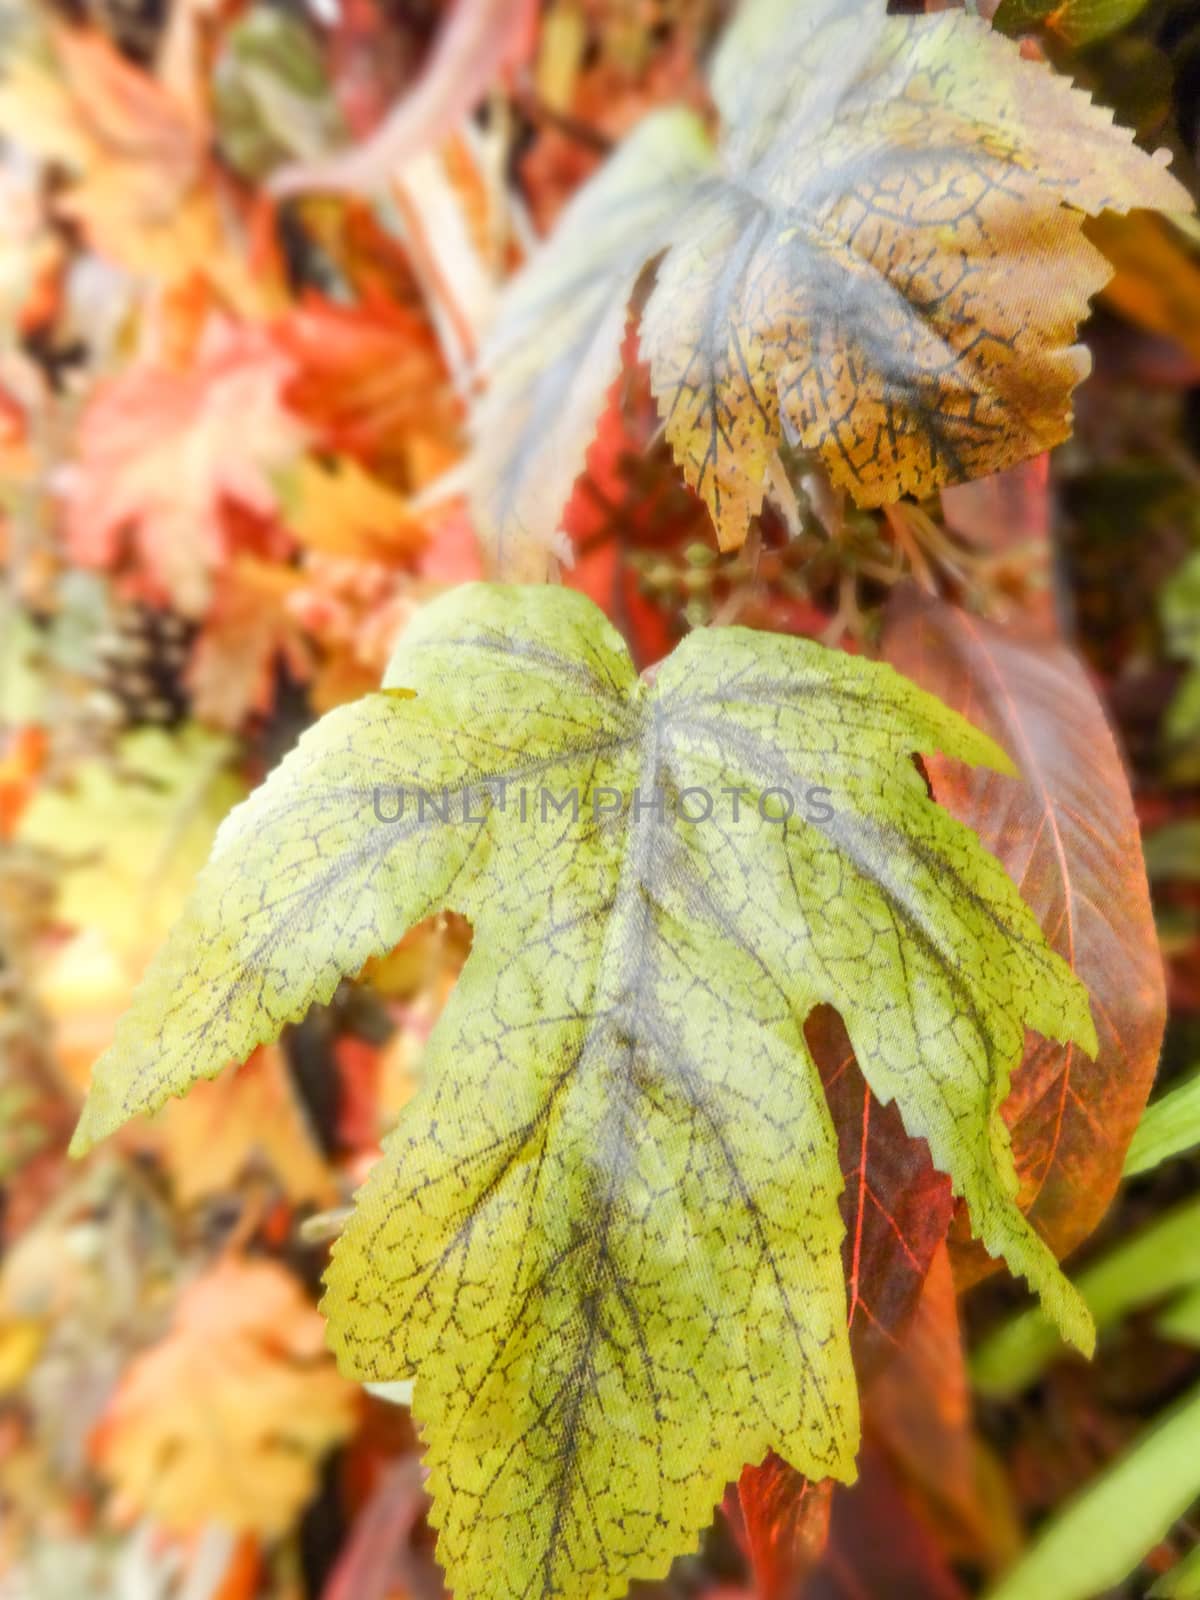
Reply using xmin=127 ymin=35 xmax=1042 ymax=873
xmin=1061 ymin=1284 xmax=1097 ymax=1361
xmin=68 ymin=1101 xmax=101 ymax=1159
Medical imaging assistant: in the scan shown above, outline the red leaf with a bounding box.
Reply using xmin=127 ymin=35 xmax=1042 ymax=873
xmin=735 ymin=1012 xmax=954 ymax=1591
xmin=812 ymin=1007 xmax=954 ymax=1381
xmin=729 ymin=1462 xmax=833 ymax=1600
xmin=808 ymin=1446 xmax=968 ymax=1600
xmin=883 ymin=589 xmax=1166 ymax=1279
xmin=863 ymin=1243 xmax=1002 ymax=1563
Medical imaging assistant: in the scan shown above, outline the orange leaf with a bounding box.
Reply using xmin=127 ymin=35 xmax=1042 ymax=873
xmin=1087 ymin=211 xmax=1200 ymax=371
xmin=149 ymin=1046 xmax=336 ymax=1208
xmin=862 ymin=1242 xmax=1006 ymax=1562
xmin=284 ymin=457 xmax=429 ymax=563
xmin=274 ymin=295 xmax=457 ymax=485
xmin=735 ymin=1011 xmax=954 ymax=1591
xmin=92 ymin=1257 xmax=358 ymax=1536
xmin=187 ymin=553 xmax=311 ymax=730
xmin=0 ymin=24 xmax=248 ymax=292
xmin=0 ymin=728 xmax=47 ymax=841
xmin=67 ymin=323 xmax=306 ymax=616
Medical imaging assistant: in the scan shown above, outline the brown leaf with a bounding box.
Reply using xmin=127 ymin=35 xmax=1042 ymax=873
xmin=882 ymin=590 xmax=1166 ymax=1280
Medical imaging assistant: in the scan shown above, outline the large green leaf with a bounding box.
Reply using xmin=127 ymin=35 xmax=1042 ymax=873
xmin=972 ymin=1193 xmax=1200 ymax=1395
xmin=73 ymin=584 xmax=1095 ymax=1600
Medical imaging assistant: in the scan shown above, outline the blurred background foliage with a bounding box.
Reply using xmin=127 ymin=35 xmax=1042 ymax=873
xmin=1 ymin=0 xmax=1200 ymax=1596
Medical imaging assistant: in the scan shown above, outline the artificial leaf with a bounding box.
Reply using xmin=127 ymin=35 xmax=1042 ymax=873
xmin=474 ymin=0 xmax=1190 ymax=566
xmin=282 ymin=456 xmax=428 ymax=562
xmin=73 ymin=583 xmax=1096 ymax=1600
xmin=730 ymin=1461 xmax=833 ymax=1600
xmin=883 ymin=590 xmax=1165 ymax=1273
xmin=727 ymin=1010 xmax=955 ymax=1594
xmin=813 ymin=1008 xmax=954 ymax=1380
xmin=286 ymin=556 xmax=423 ymax=710
xmin=91 ymin=1257 xmax=358 ymax=1536
xmin=941 ymin=456 xmax=1052 ymax=556
xmin=0 ymin=21 xmax=242 ymax=291
xmin=67 ymin=322 xmax=307 ymax=616
xmin=808 ymin=1446 xmax=968 ymax=1600
xmin=972 ymin=1193 xmax=1200 ymax=1396
xmin=940 ymin=457 xmax=1056 ymax=636
xmin=185 ymin=553 xmax=311 ymax=731
xmin=863 ymin=1242 xmax=995 ymax=1564
xmin=471 ymin=107 xmax=714 ymax=576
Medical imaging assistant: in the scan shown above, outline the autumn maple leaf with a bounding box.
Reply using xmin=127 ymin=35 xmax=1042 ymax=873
xmin=471 ymin=0 xmax=1192 ymax=569
xmin=273 ymin=294 xmax=458 ymax=486
xmin=0 ymin=18 xmax=246 ymax=290
xmin=91 ymin=1257 xmax=358 ymax=1536
xmin=67 ymin=322 xmax=308 ymax=616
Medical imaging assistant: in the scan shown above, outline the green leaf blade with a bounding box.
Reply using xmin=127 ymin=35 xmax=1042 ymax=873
xmin=1124 ymin=1069 xmax=1200 ymax=1177
xmin=984 ymin=1378 xmax=1200 ymax=1600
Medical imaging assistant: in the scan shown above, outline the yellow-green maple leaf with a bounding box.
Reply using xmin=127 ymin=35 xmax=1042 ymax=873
xmin=73 ymin=584 xmax=1096 ymax=1600
xmin=472 ymin=0 xmax=1191 ymax=567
